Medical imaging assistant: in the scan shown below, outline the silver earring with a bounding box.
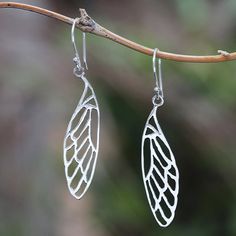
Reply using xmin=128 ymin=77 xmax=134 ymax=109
xmin=63 ymin=18 xmax=100 ymax=199
xmin=141 ymin=48 xmax=179 ymax=227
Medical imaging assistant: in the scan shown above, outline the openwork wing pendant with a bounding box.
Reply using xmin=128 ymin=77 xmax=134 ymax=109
xmin=141 ymin=105 xmax=179 ymax=227
xmin=64 ymin=74 xmax=100 ymax=199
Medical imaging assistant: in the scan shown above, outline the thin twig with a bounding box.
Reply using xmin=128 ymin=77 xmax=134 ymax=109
xmin=0 ymin=2 xmax=236 ymax=63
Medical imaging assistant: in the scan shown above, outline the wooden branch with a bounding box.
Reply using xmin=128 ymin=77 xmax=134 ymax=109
xmin=0 ymin=2 xmax=236 ymax=63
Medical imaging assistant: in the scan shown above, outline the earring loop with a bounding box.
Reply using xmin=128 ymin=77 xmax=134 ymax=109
xmin=152 ymin=48 xmax=164 ymax=106
xmin=71 ymin=18 xmax=81 ymax=69
xmin=71 ymin=18 xmax=88 ymax=74
xmin=152 ymin=48 xmax=164 ymax=98
xmin=83 ymin=32 xmax=88 ymax=70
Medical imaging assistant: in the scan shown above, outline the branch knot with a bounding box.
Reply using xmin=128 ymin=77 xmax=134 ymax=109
xmin=78 ymin=8 xmax=95 ymax=32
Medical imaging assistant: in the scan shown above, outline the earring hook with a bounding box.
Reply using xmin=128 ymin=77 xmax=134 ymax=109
xmin=71 ymin=18 xmax=88 ymax=73
xmin=152 ymin=48 xmax=164 ymax=106
xmin=83 ymin=32 xmax=88 ymax=70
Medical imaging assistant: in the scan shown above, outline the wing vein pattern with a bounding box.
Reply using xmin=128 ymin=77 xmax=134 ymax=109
xmin=141 ymin=106 xmax=179 ymax=227
xmin=64 ymin=75 xmax=100 ymax=199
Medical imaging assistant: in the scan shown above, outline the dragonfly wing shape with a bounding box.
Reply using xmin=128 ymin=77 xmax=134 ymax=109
xmin=64 ymin=75 xmax=100 ymax=199
xmin=141 ymin=106 xmax=179 ymax=227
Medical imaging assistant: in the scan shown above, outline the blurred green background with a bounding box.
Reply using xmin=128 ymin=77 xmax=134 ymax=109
xmin=0 ymin=0 xmax=236 ymax=235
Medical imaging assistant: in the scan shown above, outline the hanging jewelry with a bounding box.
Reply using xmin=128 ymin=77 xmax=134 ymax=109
xmin=63 ymin=18 xmax=100 ymax=199
xmin=141 ymin=48 xmax=179 ymax=227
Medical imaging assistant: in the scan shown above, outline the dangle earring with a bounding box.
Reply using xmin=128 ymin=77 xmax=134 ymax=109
xmin=63 ymin=18 xmax=100 ymax=199
xmin=141 ymin=48 xmax=179 ymax=227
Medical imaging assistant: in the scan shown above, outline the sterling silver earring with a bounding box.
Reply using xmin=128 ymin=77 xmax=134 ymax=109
xmin=141 ymin=48 xmax=179 ymax=227
xmin=63 ymin=18 xmax=100 ymax=199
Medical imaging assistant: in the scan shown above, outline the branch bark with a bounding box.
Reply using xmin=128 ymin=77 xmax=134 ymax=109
xmin=0 ymin=2 xmax=236 ymax=63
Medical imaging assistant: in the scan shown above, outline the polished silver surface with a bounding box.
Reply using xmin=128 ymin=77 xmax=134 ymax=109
xmin=141 ymin=106 xmax=179 ymax=227
xmin=64 ymin=73 xmax=100 ymax=199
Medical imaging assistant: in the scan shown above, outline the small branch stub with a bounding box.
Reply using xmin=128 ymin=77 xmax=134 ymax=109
xmin=77 ymin=8 xmax=96 ymax=32
xmin=218 ymin=50 xmax=230 ymax=57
